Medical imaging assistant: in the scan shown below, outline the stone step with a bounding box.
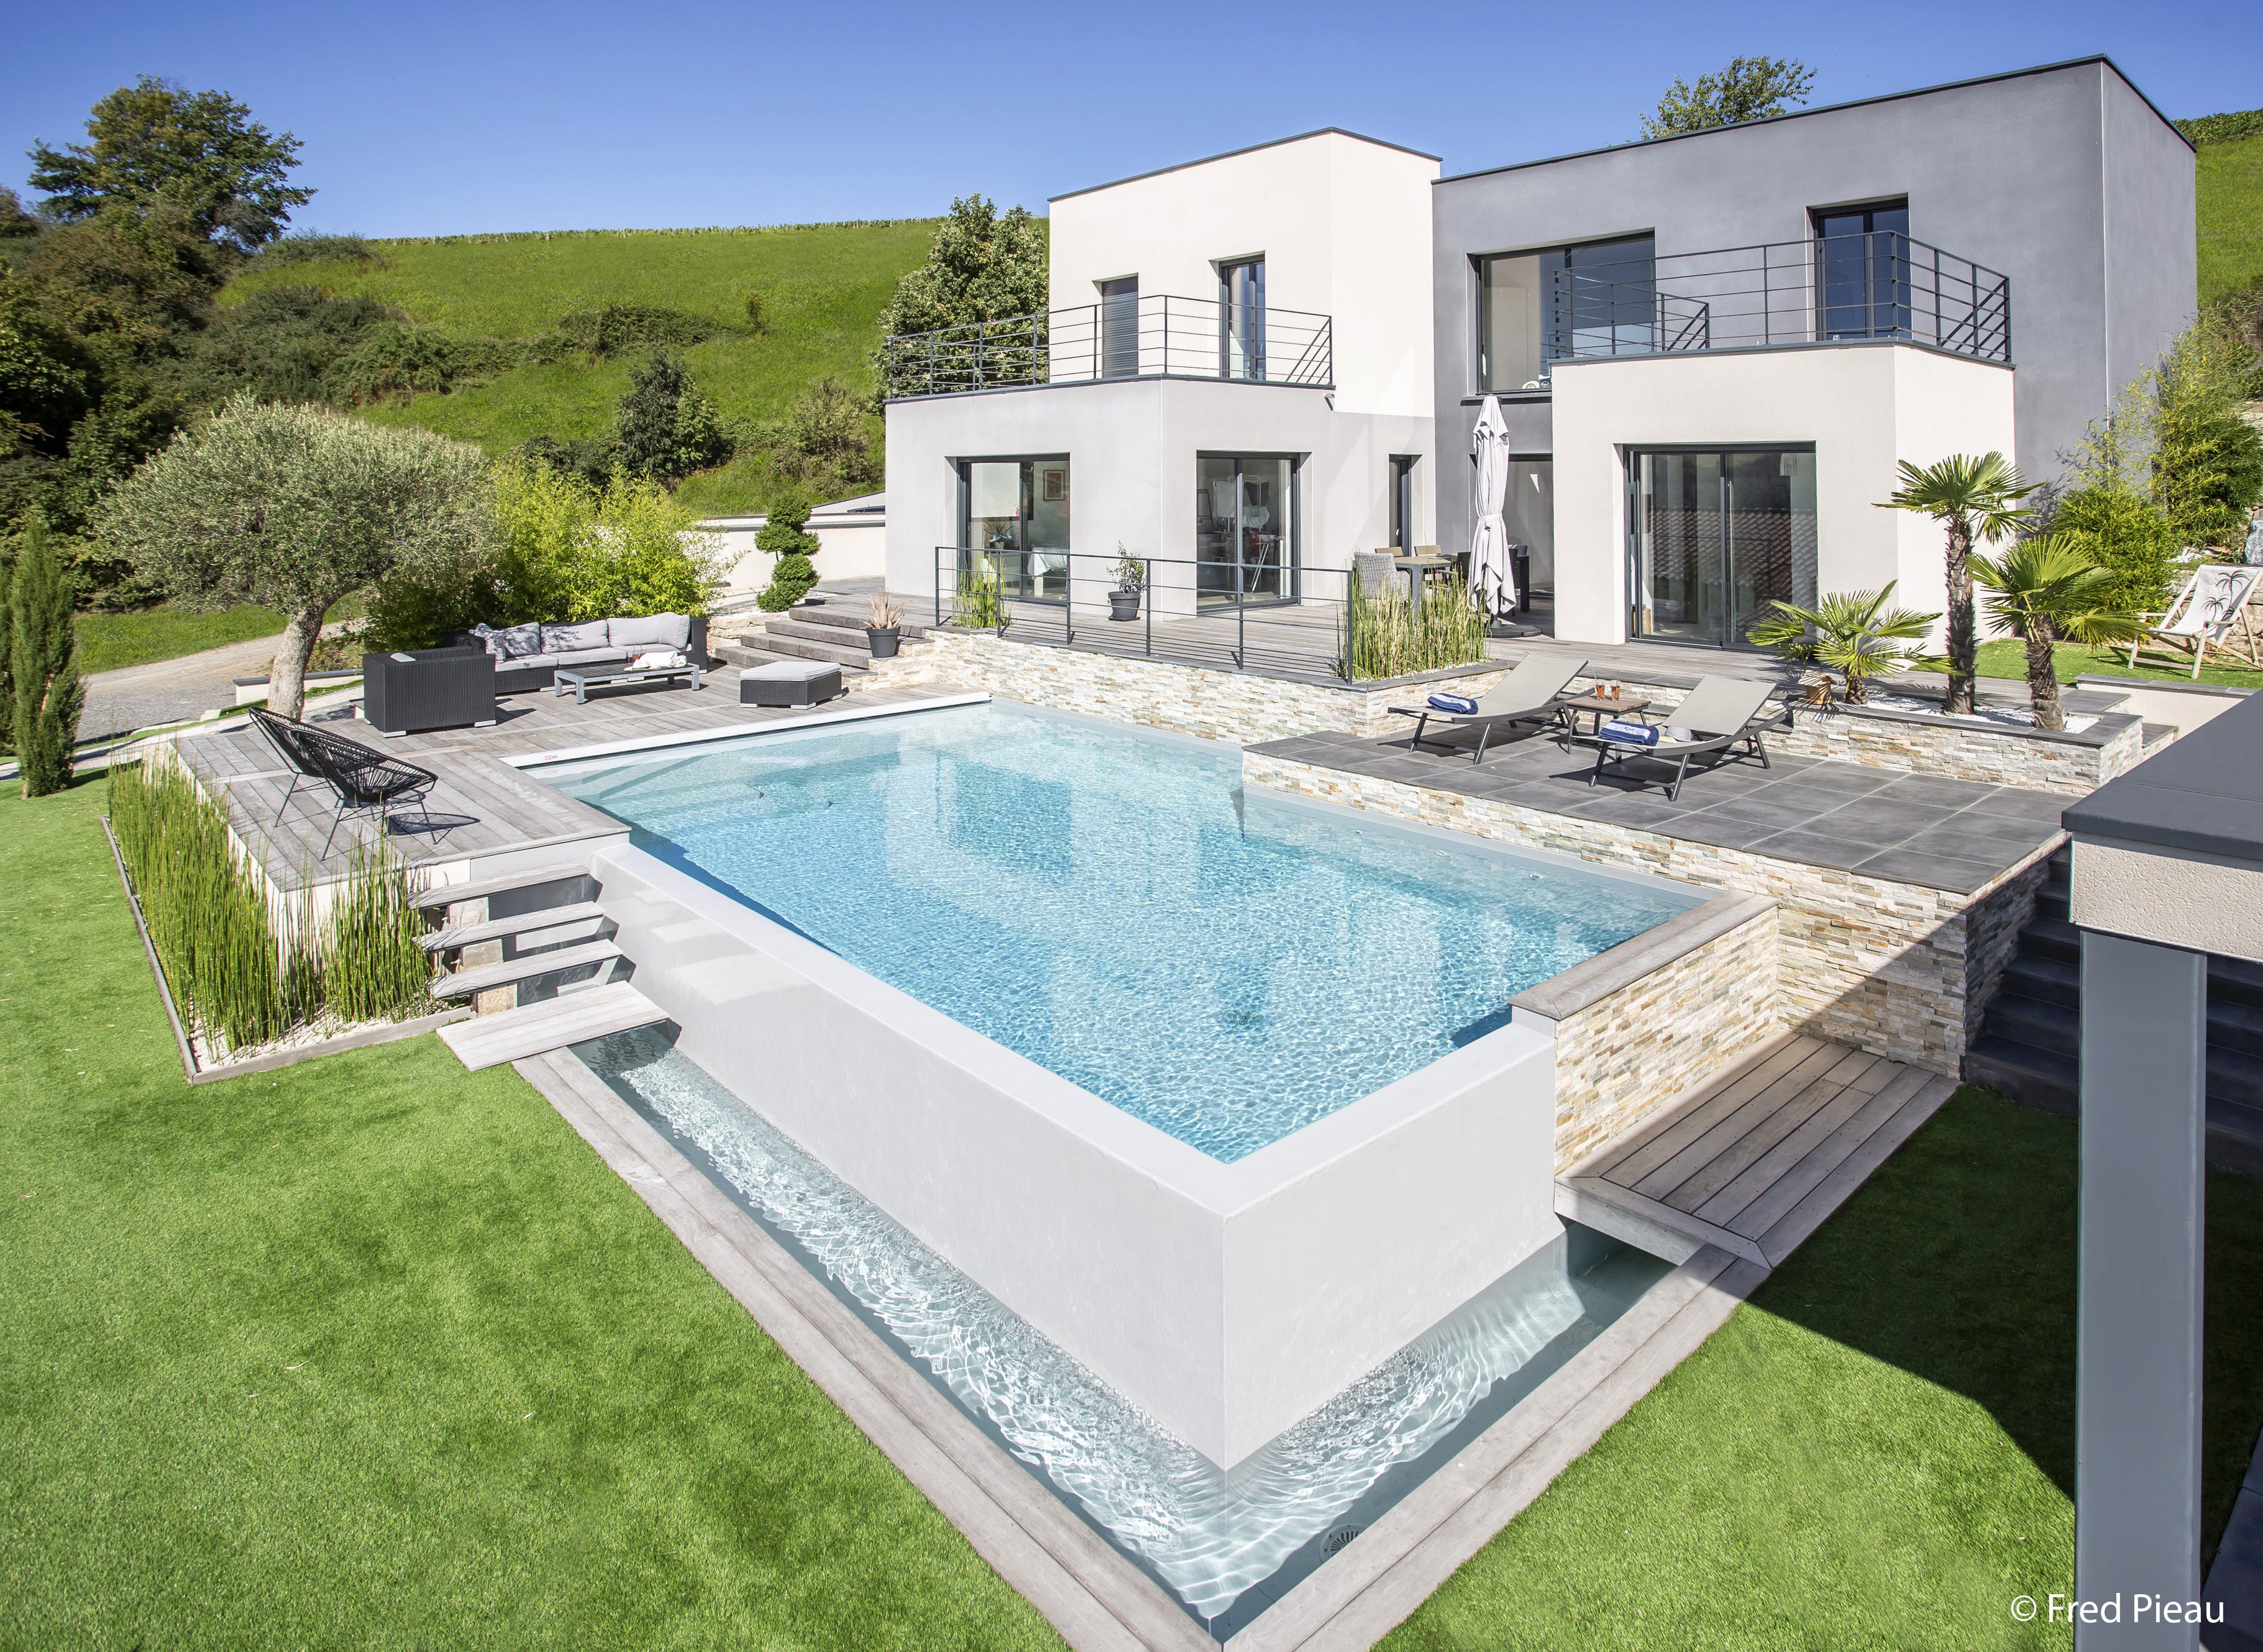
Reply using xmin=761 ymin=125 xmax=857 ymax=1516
xmin=1988 ymin=992 xmax=2077 ymax=1050
xmin=787 ymin=603 xmax=929 ymax=640
xmin=434 ymin=938 xmax=623 ymax=1000
xmin=437 ymin=980 xmax=669 ymax=1072
xmin=2211 ymin=955 xmax=2263 ymax=1010
xmin=1965 ymin=1034 xmax=2078 ymax=1116
xmin=2019 ymin=913 xmax=2081 ymax=965
xmin=421 ymin=900 xmax=610 ymax=954
xmin=731 ymin=628 xmax=873 ymax=670
xmin=715 ymin=640 xmax=866 ymax=675
xmin=413 ymin=860 xmax=593 ymax=912
xmin=2000 ymin=952 xmax=2080 ymax=1009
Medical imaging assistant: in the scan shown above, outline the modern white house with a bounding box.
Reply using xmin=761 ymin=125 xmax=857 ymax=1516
xmin=879 ymin=56 xmax=2195 ymax=659
xmin=882 ymin=129 xmax=1439 ymax=622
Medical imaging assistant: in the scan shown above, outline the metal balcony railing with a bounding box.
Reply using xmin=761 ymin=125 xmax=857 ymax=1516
xmin=880 ymin=295 xmax=1334 ymax=399
xmin=1541 ymin=232 xmax=2010 ymax=375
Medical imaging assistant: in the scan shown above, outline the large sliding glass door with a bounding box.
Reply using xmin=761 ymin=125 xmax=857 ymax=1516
xmin=960 ymin=457 xmax=1071 ymax=601
xmin=1196 ymin=455 xmax=1296 ymax=606
xmin=1629 ymin=449 xmax=1816 ymax=647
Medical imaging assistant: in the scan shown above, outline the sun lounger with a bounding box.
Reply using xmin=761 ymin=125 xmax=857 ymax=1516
xmin=250 ymin=705 xmax=445 ymax=858
xmin=1584 ymin=676 xmax=1785 ymax=800
xmin=1391 ymin=653 xmax=1587 ymax=763
xmin=2126 ymin=564 xmax=2263 ymax=677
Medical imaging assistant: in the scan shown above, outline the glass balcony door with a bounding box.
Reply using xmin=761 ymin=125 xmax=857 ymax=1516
xmin=1219 ymin=258 xmax=1265 ymax=381
xmin=1630 ymin=449 xmax=1816 ymax=647
xmin=1815 ymin=201 xmax=1912 ymax=340
xmin=1099 ymin=277 xmax=1139 ymax=379
xmin=961 ymin=457 xmax=1071 ymax=602
xmin=1196 ymin=455 xmax=1295 ymax=606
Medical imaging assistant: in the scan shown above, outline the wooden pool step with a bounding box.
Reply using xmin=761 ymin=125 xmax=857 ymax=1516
xmin=433 ymin=938 xmax=622 ymax=999
xmin=438 ymin=980 xmax=669 ymax=1070
xmin=413 ymin=860 xmax=592 ymax=911
xmin=421 ymin=900 xmax=609 ymax=954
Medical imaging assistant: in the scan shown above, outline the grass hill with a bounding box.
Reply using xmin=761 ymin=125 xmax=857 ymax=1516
xmin=2198 ymin=128 xmax=2263 ymax=305
xmin=219 ymin=220 xmax=940 ymax=516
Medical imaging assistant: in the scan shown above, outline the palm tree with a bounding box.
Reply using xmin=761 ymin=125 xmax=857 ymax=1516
xmin=1745 ymin=583 xmax=1941 ymax=705
xmin=1879 ymin=453 xmax=2037 ymax=716
xmin=1968 ymin=535 xmax=2146 ymax=731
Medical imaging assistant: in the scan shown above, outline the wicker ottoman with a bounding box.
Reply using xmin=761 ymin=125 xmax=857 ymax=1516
xmin=739 ymin=659 xmax=844 ymax=708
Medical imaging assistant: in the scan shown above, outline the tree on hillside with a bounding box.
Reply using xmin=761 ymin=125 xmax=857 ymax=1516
xmin=2153 ymin=318 xmax=2263 ymax=550
xmin=875 ymin=196 xmax=1048 ymax=341
xmin=615 ymin=350 xmax=729 ymax=483
xmin=27 ymin=76 xmax=311 ymax=252
xmin=11 ymin=509 xmax=81 ymax=796
xmin=1640 ymin=58 xmax=1815 ymax=139
xmin=94 ymin=396 xmax=489 ymax=718
xmin=780 ymin=375 xmax=876 ymax=488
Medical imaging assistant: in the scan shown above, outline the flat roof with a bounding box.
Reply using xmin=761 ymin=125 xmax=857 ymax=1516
xmin=2062 ymin=692 xmax=2263 ymax=863
xmin=1435 ymin=55 xmax=2192 ymax=187
xmin=1049 ymin=129 xmax=1442 ymax=204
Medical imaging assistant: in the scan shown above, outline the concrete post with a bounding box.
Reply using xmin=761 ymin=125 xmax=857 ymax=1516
xmin=2077 ymin=929 xmax=2208 ymax=1650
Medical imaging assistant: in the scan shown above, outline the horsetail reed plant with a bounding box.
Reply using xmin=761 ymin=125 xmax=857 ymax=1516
xmin=949 ymin=553 xmax=1007 ymax=630
xmin=1337 ymin=573 xmax=1489 ymax=680
xmin=107 ymin=753 xmax=436 ymax=1059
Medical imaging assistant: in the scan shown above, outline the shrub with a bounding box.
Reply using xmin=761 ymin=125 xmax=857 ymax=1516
xmin=555 ymin=304 xmax=724 ymax=356
xmin=1337 ymin=575 xmax=1489 ymax=680
xmin=755 ymin=490 xmax=820 ymax=612
xmin=615 ymin=349 xmax=731 ymax=483
xmin=11 ymin=508 xmax=81 ymax=795
xmin=2177 ymin=107 xmax=2263 ymax=146
xmin=254 ymin=231 xmax=382 ymax=266
xmin=2047 ymin=484 xmax=2182 ymax=615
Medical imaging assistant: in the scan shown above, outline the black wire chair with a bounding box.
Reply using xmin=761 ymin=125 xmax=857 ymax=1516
xmin=249 ymin=706 xmax=445 ymax=858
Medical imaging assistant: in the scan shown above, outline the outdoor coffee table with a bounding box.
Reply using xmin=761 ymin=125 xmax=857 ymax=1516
xmin=552 ymin=662 xmax=702 ymax=704
xmin=1560 ymin=693 xmax=1651 ymax=745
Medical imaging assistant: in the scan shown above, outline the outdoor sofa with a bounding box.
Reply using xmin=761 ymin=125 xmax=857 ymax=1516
xmin=442 ymin=613 xmax=711 ymax=695
xmin=362 ymin=647 xmax=496 ymax=736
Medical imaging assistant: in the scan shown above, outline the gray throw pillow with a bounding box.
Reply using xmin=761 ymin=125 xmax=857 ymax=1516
xmin=544 ymin=619 xmax=611 ymax=652
xmin=608 ymin=613 xmax=690 ymax=650
xmin=490 ymin=622 xmax=546 ymax=660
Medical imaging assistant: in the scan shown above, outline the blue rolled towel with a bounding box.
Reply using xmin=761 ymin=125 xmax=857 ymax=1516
xmin=1599 ymin=718 xmax=1658 ymax=746
xmin=1428 ymin=692 xmax=1479 ymax=715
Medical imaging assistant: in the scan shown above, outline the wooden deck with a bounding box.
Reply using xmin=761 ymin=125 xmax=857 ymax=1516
xmin=160 ymin=681 xmax=958 ymax=893
xmin=1558 ymin=1034 xmax=1959 ymax=1270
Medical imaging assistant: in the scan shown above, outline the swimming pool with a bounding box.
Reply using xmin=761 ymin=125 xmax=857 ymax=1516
xmin=547 ymin=701 xmax=1698 ymax=1162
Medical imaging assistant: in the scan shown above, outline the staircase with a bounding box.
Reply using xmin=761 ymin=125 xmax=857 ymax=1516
xmin=1966 ymin=847 xmax=2263 ymax=1171
xmin=715 ymin=600 xmax=930 ymax=676
xmin=415 ymin=860 xmax=666 ymax=1066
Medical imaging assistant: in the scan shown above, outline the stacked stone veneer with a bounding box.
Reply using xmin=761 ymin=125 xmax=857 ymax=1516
xmin=1576 ymin=672 xmax=2142 ymax=795
xmin=1243 ymin=750 xmax=2054 ymax=1077
xmin=884 ymin=629 xmax=1509 ymax=744
xmin=1522 ymin=900 xmax=1783 ymax=1173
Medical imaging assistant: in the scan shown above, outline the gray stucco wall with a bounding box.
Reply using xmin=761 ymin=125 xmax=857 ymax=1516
xmin=1429 ymin=57 xmax=2197 ymax=564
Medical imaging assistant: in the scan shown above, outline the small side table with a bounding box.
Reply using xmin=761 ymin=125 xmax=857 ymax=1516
xmin=1560 ymin=693 xmax=1652 ymax=745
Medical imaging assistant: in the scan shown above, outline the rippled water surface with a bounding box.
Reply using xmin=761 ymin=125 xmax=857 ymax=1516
xmin=549 ymin=703 xmax=1694 ymax=1161
xmin=578 ymin=1026 xmax=1671 ymax=1631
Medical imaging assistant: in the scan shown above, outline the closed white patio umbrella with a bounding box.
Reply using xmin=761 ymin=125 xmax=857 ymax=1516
xmin=1469 ymin=394 xmax=1516 ymax=623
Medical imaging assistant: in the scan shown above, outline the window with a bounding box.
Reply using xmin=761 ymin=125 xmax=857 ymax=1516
xmin=1813 ymin=199 xmax=1911 ymax=340
xmin=1389 ymin=455 xmax=1419 ymax=549
xmin=958 ymin=457 xmax=1071 ymax=601
xmin=1478 ymin=235 xmax=1655 ymax=391
xmin=1503 ymin=458 xmax=1553 ymax=594
xmin=1098 ymin=276 xmax=1139 ymax=378
xmin=1196 ymin=455 xmax=1296 ymax=604
xmin=1628 ymin=449 xmax=1816 ymax=647
xmin=1218 ymin=257 xmax=1265 ymax=381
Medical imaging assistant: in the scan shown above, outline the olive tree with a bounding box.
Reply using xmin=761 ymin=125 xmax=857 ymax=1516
xmin=97 ymin=395 xmax=489 ymax=718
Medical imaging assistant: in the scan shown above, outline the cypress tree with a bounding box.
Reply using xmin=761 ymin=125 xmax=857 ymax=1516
xmin=12 ymin=509 xmax=83 ymax=796
xmin=0 ymin=530 xmax=14 ymax=755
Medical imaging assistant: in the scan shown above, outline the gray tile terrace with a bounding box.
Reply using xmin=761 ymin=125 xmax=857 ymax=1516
xmin=1249 ymin=721 xmax=2069 ymax=893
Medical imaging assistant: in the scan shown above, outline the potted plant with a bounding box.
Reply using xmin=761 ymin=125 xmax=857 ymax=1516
xmin=1109 ymin=547 xmax=1146 ymax=621
xmin=1745 ymin=583 xmax=1941 ymax=704
xmin=865 ymin=593 xmax=904 ymax=658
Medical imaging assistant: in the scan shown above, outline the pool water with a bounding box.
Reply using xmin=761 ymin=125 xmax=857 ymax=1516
xmin=548 ymin=703 xmax=1696 ymax=1162
xmin=578 ymin=1025 xmax=1672 ymax=1635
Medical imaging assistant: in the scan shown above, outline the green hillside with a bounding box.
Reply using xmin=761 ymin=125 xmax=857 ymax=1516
xmin=2198 ymin=130 xmax=2263 ymax=304
xmin=219 ymin=221 xmax=939 ymax=514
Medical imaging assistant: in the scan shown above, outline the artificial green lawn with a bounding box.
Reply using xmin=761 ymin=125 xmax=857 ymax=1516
xmin=6 ymin=775 xmax=2261 ymax=1649
xmin=219 ymin=222 xmax=939 ymax=513
xmin=0 ymin=778 xmax=1063 ymax=1650
xmin=1914 ymin=636 xmax=2263 ymax=691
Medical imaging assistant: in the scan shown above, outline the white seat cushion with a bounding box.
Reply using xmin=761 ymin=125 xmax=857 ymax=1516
xmin=741 ymin=660 xmax=833 ymax=682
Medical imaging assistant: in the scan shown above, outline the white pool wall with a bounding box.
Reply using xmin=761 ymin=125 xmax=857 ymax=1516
xmin=592 ymin=842 xmax=1563 ymax=1467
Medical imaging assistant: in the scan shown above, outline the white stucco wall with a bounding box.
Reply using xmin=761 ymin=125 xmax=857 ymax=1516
xmin=588 ymin=837 xmax=1562 ymax=1467
xmin=1547 ymin=343 xmax=2018 ymax=646
xmin=1047 ymin=130 xmax=1437 ymax=419
xmin=706 ymin=505 xmax=889 ymax=594
xmin=882 ymin=378 xmax=1433 ymax=611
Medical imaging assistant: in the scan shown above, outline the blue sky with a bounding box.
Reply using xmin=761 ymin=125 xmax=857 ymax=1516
xmin=6 ymin=0 xmax=2259 ymax=238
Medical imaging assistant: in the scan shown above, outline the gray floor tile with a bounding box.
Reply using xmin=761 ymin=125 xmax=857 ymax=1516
xmin=1683 ymin=793 xmax=1826 ymax=828
xmin=1733 ymin=828 xmax=1873 ymax=869
xmin=1668 ymin=816 xmax=1791 ymax=850
xmin=1902 ymin=823 xmax=2052 ymax=864
xmin=1766 ymin=764 xmax=1898 ymax=798
xmin=1868 ymin=772 xmax=2002 ymax=807
xmin=1809 ymin=798 xmax=1960 ymax=834
xmin=1850 ymin=846 xmax=2007 ymax=892
xmin=1958 ymin=789 xmax=2072 ymax=824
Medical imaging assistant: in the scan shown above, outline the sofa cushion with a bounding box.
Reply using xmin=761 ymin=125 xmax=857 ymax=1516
xmin=548 ymin=647 xmax=631 ymax=668
xmin=609 ymin=613 xmax=690 ymax=650
xmin=543 ymin=619 xmax=611 ymax=652
xmin=485 ymin=621 xmax=546 ymax=661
